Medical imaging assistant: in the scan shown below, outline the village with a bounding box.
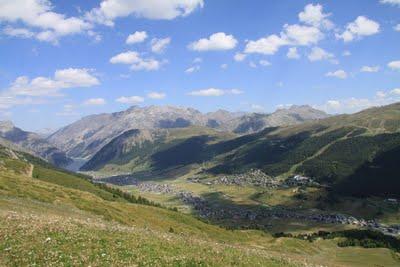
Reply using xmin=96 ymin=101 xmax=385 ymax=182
xmin=96 ymin=171 xmax=400 ymax=237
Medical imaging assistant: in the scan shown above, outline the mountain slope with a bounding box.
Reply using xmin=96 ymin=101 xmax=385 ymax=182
xmin=0 ymin=121 xmax=71 ymax=167
xmin=47 ymin=105 xmax=328 ymax=159
xmin=80 ymin=126 xmax=234 ymax=172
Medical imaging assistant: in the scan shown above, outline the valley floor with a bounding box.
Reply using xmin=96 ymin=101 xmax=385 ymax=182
xmin=1 ymin=168 xmax=400 ymax=266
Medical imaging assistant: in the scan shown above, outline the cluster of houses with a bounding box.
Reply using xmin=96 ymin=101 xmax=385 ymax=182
xmin=189 ymin=170 xmax=320 ymax=189
xmin=98 ymin=172 xmax=400 ymax=236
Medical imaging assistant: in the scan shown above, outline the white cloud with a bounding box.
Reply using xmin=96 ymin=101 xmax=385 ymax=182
xmin=308 ymin=47 xmax=334 ymax=62
xmin=287 ymin=47 xmax=300 ymax=59
xmin=249 ymin=61 xmax=257 ymax=68
xmin=388 ymin=60 xmax=400 ymax=70
xmin=336 ymin=16 xmax=380 ymax=42
xmin=298 ymin=3 xmax=333 ymax=29
xmin=245 ymin=34 xmax=288 ymax=55
xmin=360 ymin=66 xmax=380 ymax=73
xmin=193 ymin=57 xmax=202 ymax=63
xmin=126 ymin=31 xmax=147 ymax=44
xmin=325 ymin=69 xmax=347 ymax=79
xmin=185 ymin=66 xmax=200 ymax=74
xmin=395 ymin=24 xmax=400 ymax=31
xmin=3 ymin=26 xmax=34 ymax=38
xmin=188 ymin=32 xmax=237 ymax=51
xmin=259 ymin=60 xmax=271 ymax=66
xmin=317 ymin=88 xmax=400 ymax=114
xmin=342 ymin=50 xmax=351 ymax=56
xmin=147 ymin=92 xmax=166 ymax=99
xmin=9 ymin=68 xmax=99 ymax=97
xmin=54 ymin=68 xmax=100 ymax=87
xmin=86 ymin=0 xmax=204 ymax=26
xmin=0 ymin=68 xmax=99 ymax=109
xmin=110 ymin=51 xmax=163 ymax=71
xmin=234 ymin=53 xmax=246 ymax=62
xmin=283 ymin=24 xmax=323 ymax=46
xmin=151 ymin=37 xmax=171 ymax=53
xmin=381 ymin=0 xmax=400 ymax=6
xmin=84 ymin=98 xmax=106 ymax=106
xmin=245 ymin=24 xmax=322 ymax=55
xmin=110 ymin=51 xmax=140 ymax=64
xmin=391 ymin=88 xmax=400 ymax=95
xmin=220 ymin=63 xmax=228 ymax=69
xmin=116 ymin=96 xmax=144 ymax=104
xmin=188 ymin=88 xmax=243 ymax=97
xmin=0 ymin=0 xmax=91 ymax=43
xmin=130 ymin=58 xmax=162 ymax=71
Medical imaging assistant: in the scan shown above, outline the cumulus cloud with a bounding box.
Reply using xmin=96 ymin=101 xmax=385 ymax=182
xmin=243 ymin=3 xmax=333 ymax=56
xmin=287 ymin=47 xmax=300 ymax=59
xmin=245 ymin=34 xmax=288 ymax=55
xmin=188 ymin=32 xmax=237 ymax=51
xmin=151 ymin=37 xmax=171 ymax=53
xmin=308 ymin=47 xmax=334 ymax=62
xmin=380 ymin=0 xmax=400 ymax=6
xmin=234 ymin=53 xmax=247 ymax=62
xmin=110 ymin=51 xmax=163 ymax=71
xmin=3 ymin=26 xmax=34 ymax=38
xmin=0 ymin=68 xmax=99 ymax=109
xmin=193 ymin=57 xmax=202 ymax=63
xmin=126 ymin=31 xmax=147 ymax=44
xmin=360 ymin=66 xmax=380 ymax=73
xmin=86 ymin=0 xmax=204 ymax=26
xmin=298 ymin=3 xmax=333 ymax=29
xmin=131 ymin=59 xmax=162 ymax=71
xmin=147 ymin=92 xmax=166 ymax=99
xmin=9 ymin=68 xmax=99 ymax=97
xmin=259 ymin=60 xmax=271 ymax=66
xmin=283 ymin=24 xmax=323 ymax=46
xmin=0 ymin=0 xmax=92 ymax=43
xmin=388 ymin=60 xmax=400 ymax=70
xmin=185 ymin=66 xmax=200 ymax=74
xmin=336 ymin=16 xmax=380 ymax=42
xmin=245 ymin=24 xmax=322 ymax=55
xmin=395 ymin=24 xmax=400 ymax=31
xmin=116 ymin=96 xmax=144 ymax=104
xmin=317 ymin=88 xmax=400 ymax=114
xmin=84 ymin=98 xmax=106 ymax=106
xmin=325 ymin=69 xmax=347 ymax=79
xmin=110 ymin=51 xmax=141 ymax=64
xmin=188 ymin=88 xmax=243 ymax=97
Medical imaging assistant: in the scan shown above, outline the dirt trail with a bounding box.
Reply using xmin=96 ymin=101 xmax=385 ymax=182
xmin=27 ymin=164 xmax=34 ymax=178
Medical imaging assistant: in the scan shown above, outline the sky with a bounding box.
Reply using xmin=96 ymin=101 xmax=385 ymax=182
xmin=0 ymin=0 xmax=400 ymax=132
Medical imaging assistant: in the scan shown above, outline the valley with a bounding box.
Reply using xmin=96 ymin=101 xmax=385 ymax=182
xmin=1 ymin=102 xmax=400 ymax=266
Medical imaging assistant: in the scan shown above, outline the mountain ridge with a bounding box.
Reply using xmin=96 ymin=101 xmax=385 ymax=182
xmin=47 ymin=104 xmax=329 ymax=159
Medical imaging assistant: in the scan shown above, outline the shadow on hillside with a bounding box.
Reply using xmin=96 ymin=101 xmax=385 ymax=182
xmin=186 ymin=190 xmax=350 ymax=234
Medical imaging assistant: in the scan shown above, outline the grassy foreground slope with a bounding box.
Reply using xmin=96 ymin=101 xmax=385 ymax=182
xmin=1 ymin=147 xmax=400 ymax=266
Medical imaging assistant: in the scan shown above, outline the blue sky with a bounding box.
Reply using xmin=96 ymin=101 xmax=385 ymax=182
xmin=0 ymin=0 xmax=400 ymax=131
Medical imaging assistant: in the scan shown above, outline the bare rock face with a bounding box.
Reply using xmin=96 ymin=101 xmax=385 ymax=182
xmin=0 ymin=121 xmax=72 ymax=167
xmin=47 ymin=105 xmax=328 ymax=159
xmin=233 ymin=105 xmax=329 ymax=134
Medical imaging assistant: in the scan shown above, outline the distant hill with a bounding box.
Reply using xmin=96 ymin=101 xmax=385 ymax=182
xmin=47 ymin=105 xmax=328 ymax=159
xmin=0 ymin=121 xmax=72 ymax=167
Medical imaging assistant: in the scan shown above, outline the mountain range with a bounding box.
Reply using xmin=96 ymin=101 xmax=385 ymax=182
xmin=0 ymin=121 xmax=72 ymax=167
xmin=47 ymin=104 xmax=328 ymax=159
